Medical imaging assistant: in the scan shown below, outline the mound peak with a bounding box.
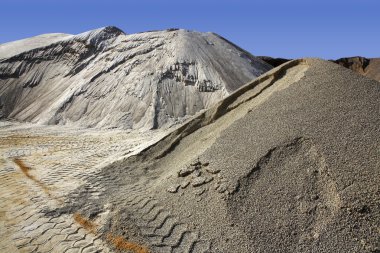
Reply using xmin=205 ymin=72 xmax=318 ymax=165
xmin=0 ymin=27 xmax=272 ymax=129
xmin=72 ymin=26 xmax=125 ymax=49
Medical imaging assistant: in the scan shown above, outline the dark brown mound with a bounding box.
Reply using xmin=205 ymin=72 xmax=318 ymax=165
xmin=334 ymin=56 xmax=380 ymax=82
xmin=257 ymin=56 xmax=291 ymax=67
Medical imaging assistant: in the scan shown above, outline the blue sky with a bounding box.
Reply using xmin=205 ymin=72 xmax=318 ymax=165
xmin=1 ymin=0 xmax=379 ymax=59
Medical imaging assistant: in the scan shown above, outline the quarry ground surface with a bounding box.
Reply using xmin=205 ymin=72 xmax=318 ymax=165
xmin=0 ymin=121 xmax=168 ymax=253
xmin=0 ymin=59 xmax=379 ymax=253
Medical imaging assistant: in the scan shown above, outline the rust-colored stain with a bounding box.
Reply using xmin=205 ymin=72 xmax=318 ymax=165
xmin=73 ymin=212 xmax=150 ymax=253
xmin=73 ymin=213 xmax=97 ymax=233
xmin=13 ymin=158 xmax=32 ymax=177
xmin=106 ymin=233 xmax=150 ymax=253
xmin=13 ymin=158 xmax=51 ymax=197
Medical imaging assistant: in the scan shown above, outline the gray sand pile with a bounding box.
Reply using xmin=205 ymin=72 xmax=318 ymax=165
xmin=53 ymin=58 xmax=379 ymax=252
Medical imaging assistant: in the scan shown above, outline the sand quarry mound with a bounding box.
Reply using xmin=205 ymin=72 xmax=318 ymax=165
xmin=37 ymin=58 xmax=379 ymax=252
xmin=0 ymin=27 xmax=271 ymax=130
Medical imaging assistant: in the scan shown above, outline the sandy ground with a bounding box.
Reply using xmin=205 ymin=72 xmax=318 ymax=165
xmin=0 ymin=121 xmax=167 ymax=253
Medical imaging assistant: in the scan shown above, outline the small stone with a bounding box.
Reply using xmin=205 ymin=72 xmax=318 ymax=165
xmin=194 ymin=164 xmax=202 ymax=170
xmin=311 ymin=194 xmax=319 ymax=200
xmin=358 ymin=205 xmax=371 ymax=214
xmin=202 ymin=162 xmax=210 ymax=167
xmin=193 ymin=170 xmax=201 ymax=177
xmin=178 ymin=166 xmax=195 ymax=177
xmin=191 ymin=159 xmax=201 ymax=166
xmin=205 ymin=176 xmax=214 ymax=183
xmin=194 ymin=188 xmax=206 ymax=196
xmin=217 ymin=183 xmax=227 ymax=193
xmin=206 ymin=167 xmax=220 ymax=174
xmin=167 ymin=185 xmax=180 ymax=193
xmin=192 ymin=177 xmax=206 ymax=187
xmin=181 ymin=181 xmax=190 ymax=189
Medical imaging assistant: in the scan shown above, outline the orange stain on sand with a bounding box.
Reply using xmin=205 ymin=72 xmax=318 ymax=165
xmin=13 ymin=158 xmax=52 ymax=196
xmin=106 ymin=233 xmax=150 ymax=253
xmin=73 ymin=213 xmax=98 ymax=233
xmin=73 ymin=212 xmax=150 ymax=253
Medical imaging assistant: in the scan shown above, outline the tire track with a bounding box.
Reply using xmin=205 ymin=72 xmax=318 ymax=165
xmin=106 ymin=183 xmax=211 ymax=253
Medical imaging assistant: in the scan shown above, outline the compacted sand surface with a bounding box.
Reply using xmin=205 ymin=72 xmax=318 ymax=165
xmin=0 ymin=122 xmax=167 ymax=253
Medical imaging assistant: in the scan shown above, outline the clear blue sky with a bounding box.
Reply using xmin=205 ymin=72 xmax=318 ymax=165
xmin=1 ymin=0 xmax=379 ymax=59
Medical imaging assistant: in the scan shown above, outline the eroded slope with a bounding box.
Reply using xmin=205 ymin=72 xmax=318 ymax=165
xmin=0 ymin=27 xmax=271 ymax=129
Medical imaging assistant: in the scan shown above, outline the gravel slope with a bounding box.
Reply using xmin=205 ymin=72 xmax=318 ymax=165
xmin=71 ymin=58 xmax=379 ymax=252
